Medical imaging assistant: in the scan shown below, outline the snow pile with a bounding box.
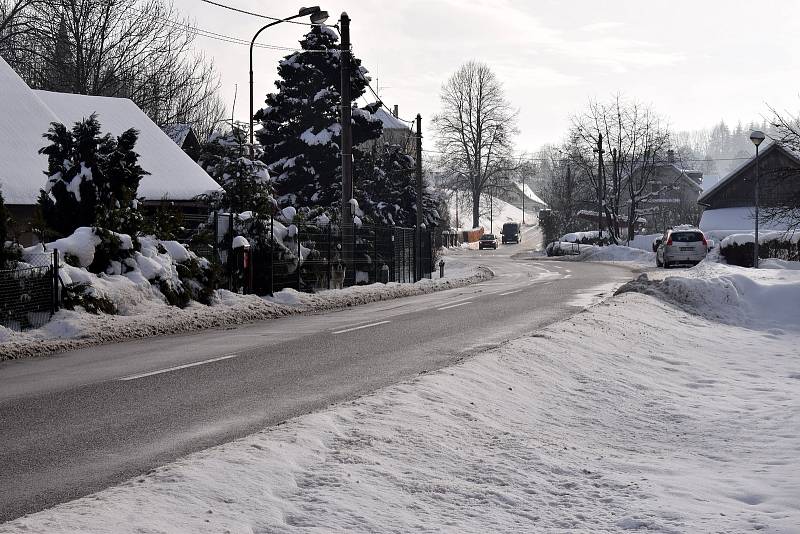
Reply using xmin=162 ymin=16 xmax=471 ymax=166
xmin=560 ymin=230 xmax=601 ymax=243
xmin=626 ymin=233 xmax=660 ymax=252
xmin=5 ymin=285 xmax=798 ymax=532
xmin=0 ymin=263 xmax=493 ymax=360
xmin=617 ymin=262 xmax=800 ymax=331
xmin=564 ymin=244 xmax=655 ymax=265
xmin=720 ymin=230 xmax=800 ymax=248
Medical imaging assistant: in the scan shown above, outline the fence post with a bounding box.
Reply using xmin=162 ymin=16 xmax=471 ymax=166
xmin=352 ymin=223 xmax=357 ymax=287
xmin=373 ymin=228 xmax=378 ymax=284
xmin=413 ymin=230 xmax=418 ymax=282
xmin=327 ymin=223 xmax=332 ymax=290
xmin=269 ymin=212 xmax=275 ymax=296
xmin=52 ymin=248 xmax=59 ymax=314
xmin=297 ymin=228 xmax=302 ymax=290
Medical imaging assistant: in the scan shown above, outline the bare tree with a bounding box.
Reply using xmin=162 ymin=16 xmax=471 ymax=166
xmin=1 ymin=0 xmax=225 ymax=139
xmin=568 ymin=96 xmax=671 ymax=241
xmin=0 ymin=0 xmax=38 ymax=50
xmin=763 ymin=107 xmax=800 ymax=232
xmin=433 ymin=61 xmax=518 ymax=229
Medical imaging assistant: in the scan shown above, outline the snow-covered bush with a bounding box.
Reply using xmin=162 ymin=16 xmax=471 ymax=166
xmin=37 ymin=115 xmax=147 ymax=238
xmin=28 ymin=227 xmax=216 ymax=313
xmin=720 ymin=232 xmax=800 ymax=267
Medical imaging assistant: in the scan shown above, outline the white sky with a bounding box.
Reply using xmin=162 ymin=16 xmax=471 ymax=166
xmin=174 ymin=0 xmax=800 ymax=153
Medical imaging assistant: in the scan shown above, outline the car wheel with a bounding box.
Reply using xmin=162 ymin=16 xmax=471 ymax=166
xmin=663 ymin=259 xmax=670 ymax=269
xmin=656 ymin=254 xmax=663 ymax=267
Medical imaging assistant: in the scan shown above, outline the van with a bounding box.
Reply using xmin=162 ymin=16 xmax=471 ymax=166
xmin=501 ymin=222 xmax=521 ymax=244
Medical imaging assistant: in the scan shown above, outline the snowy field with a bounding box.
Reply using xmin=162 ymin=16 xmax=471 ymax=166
xmin=0 ymin=256 xmax=491 ymax=360
xmin=450 ymin=194 xmax=532 ymax=233
xmin=3 ymin=263 xmax=798 ymax=533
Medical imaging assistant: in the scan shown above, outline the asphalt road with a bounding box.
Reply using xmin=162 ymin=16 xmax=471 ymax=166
xmin=0 ymin=228 xmax=636 ymax=522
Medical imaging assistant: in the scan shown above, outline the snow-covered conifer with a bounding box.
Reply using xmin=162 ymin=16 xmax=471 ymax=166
xmin=253 ymin=25 xmax=383 ymax=217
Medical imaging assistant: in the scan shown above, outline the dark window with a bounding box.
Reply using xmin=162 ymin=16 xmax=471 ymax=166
xmin=670 ymin=231 xmax=704 ymax=242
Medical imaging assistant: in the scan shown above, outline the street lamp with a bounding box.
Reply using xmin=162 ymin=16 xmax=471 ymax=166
xmin=249 ymin=6 xmax=329 ymax=157
xmin=749 ymin=130 xmax=765 ymax=268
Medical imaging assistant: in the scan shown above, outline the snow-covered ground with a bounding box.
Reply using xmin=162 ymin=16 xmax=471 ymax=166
xmin=0 ymin=256 xmax=492 ymax=360
xmin=3 ymin=263 xmax=798 ymax=533
xmin=451 ymin=194 xmax=531 ymax=233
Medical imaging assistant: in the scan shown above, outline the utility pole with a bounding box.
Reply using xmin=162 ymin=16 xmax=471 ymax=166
xmin=595 ymin=134 xmax=605 ymax=240
xmin=415 ymin=113 xmax=423 ymax=280
xmin=521 ymin=174 xmax=525 ymax=225
xmin=339 ymin=12 xmax=353 ymax=270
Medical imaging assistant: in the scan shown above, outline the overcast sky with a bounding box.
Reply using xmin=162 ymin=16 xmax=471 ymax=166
xmin=174 ymin=0 xmax=800 ymax=152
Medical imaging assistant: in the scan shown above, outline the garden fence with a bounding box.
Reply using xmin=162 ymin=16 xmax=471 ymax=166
xmin=0 ymin=251 xmax=60 ymax=331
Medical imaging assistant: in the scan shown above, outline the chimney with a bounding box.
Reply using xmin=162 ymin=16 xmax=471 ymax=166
xmin=667 ymin=149 xmax=675 ymax=164
xmin=393 ymin=105 xmax=398 ymax=118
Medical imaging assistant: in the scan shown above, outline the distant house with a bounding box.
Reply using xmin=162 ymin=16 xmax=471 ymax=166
xmin=0 ymin=56 xmax=222 ymax=244
xmin=162 ymin=123 xmax=202 ymax=159
xmin=698 ymin=142 xmax=800 ymax=235
xmin=631 ymin=151 xmax=704 ymax=232
xmin=363 ymin=105 xmax=417 ymax=160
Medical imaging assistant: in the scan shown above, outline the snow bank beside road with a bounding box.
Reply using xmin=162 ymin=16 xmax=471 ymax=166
xmin=617 ymin=261 xmax=800 ymax=331
xmin=5 ymin=279 xmax=798 ymax=532
xmin=0 ymin=261 xmax=493 ymax=360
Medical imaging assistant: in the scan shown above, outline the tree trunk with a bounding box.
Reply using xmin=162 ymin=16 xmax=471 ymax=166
xmin=472 ymin=187 xmax=480 ymax=229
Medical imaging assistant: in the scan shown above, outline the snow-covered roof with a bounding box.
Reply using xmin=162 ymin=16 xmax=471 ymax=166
xmin=699 ymin=207 xmax=794 ymax=233
xmin=0 ymin=56 xmax=221 ymax=204
xmin=373 ymin=108 xmax=410 ymax=131
xmin=0 ymin=56 xmax=61 ymax=204
xmin=698 ymin=142 xmax=800 ymax=204
xmin=162 ymin=123 xmax=194 ymax=146
xmin=35 ymin=91 xmax=221 ymax=202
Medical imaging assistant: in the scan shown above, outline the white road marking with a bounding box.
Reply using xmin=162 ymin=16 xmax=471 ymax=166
xmin=332 ymin=320 xmax=390 ymax=334
xmin=119 ymin=354 xmax=238 ymax=381
xmin=499 ymin=289 xmax=522 ymax=296
xmin=438 ymin=301 xmax=472 ymax=310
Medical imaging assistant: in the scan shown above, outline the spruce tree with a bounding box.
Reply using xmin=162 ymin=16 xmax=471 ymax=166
xmin=253 ymin=25 xmax=383 ymax=218
xmin=38 ymin=115 xmax=147 ymax=237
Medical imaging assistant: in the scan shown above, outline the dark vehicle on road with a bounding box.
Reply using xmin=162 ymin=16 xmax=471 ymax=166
xmin=478 ymin=234 xmax=499 ymax=250
xmin=653 ymin=226 xmax=708 ymax=267
xmin=501 ymin=222 xmax=521 ymax=244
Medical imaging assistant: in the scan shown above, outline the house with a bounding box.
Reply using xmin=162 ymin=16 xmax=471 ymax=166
xmin=163 ymin=123 xmax=202 ymax=160
xmin=364 ymin=105 xmax=417 ymax=160
xmin=632 ymin=150 xmax=704 ymax=232
xmin=698 ymin=141 xmax=800 ymax=237
xmin=0 ymin=56 xmax=222 ymax=244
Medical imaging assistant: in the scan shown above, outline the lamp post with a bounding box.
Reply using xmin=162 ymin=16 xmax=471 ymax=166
xmin=249 ymin=7 xmax=329 ymax=158
xmin=749 ymin=130 xmax=766 ymax=268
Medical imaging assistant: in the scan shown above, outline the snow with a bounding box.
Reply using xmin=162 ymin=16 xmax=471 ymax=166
xmin=160 ymin=240 xmax=191 ymax=262
xmin=25 ymin=227 xmax=101 ymax=268
xmin=520 ymin=183 xmax=547 ymax=207
xmin=372 ymin=108 xmax=409 ymax=130
xmin=451 ymin=194 xmax=525 ymax=232
xmin=0 ymin=55 xmax=62 ymax=204
xmin=720 ymin=230 xmax=800 ymax=248
xmin=0 ymin=55 xmax=221 ymax=205
xmin=280 ymin=206 xmax=296 ymax=222
xmin=5 ymin=264 xmax=799 ymax=532
xmin=161 ymin=123 xmax=193 ymax=146
xmin=231 ymin=236 xmax=249 ymax=249
xmin=300 ymin=124 xmax=341 ymax=146
xmin=574 ymin=244 xmax=655 ymax=265
xmin=0 ymin=263 xmax=493 ymax=360
xmin=700 ymin=207 xmax=799 ymax=239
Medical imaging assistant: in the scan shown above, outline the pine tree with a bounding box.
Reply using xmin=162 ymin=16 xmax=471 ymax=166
xmin=38 ymin=115 xmax=147 ymax=237
xmin=253 ymin=25 xmax=383 ymax=217
xmin=358 ymin=143 xmax=441 ymax=228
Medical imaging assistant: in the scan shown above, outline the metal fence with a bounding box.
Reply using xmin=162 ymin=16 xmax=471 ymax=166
xmin=238 ymin=222 xmax=435 ymax=296
xmin=0 ymin=251 xmax=59 ymax=331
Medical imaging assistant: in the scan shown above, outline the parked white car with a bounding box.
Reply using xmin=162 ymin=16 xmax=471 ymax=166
xmin=653 ymin=226 xmax=709 ymax=268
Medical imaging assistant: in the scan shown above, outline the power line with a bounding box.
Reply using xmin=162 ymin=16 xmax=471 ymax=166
xmin=200 ymin=0 xmax=329 ymax=26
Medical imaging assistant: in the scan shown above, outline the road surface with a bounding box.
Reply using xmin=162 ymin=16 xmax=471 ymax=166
xmin=0 ymin=227 xmax=636 ymax=521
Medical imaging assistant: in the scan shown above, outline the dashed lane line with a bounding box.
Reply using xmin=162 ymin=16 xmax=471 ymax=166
xmin=438 ymin=301 xmax=472 ymax=311
xmin=118 ymin=354 xmax=239 ymax=381
xmin=331 ymin=320 xmax=391 ymax=335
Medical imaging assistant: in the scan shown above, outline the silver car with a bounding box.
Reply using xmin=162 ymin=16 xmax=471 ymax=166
xmin=653 ymin=227 xmax=708 ymax=268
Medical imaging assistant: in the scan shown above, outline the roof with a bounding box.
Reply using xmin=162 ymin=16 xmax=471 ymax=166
xmin=697 ymin=142 xmax=800 ymax=204
xmin=699 ymin=207 xmax=795 ymax=232
xmin=0 ymin=56 xmax=61 ymax=204
xmin=0 ymin=55 xmax=221 ymax=204
xmin=162 ymin=123 xmax=194 ymax=146
xmin=373 ymin=108 xmax=410 ymax=130
xmin=35 ymin=91 xmax=221 ymax=202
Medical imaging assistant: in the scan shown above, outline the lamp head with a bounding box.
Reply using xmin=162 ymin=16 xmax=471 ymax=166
xmin=299 ymin=6 xmax=329 ymax=23
xmin=750 ymin=130 xmax=766 ymax=147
